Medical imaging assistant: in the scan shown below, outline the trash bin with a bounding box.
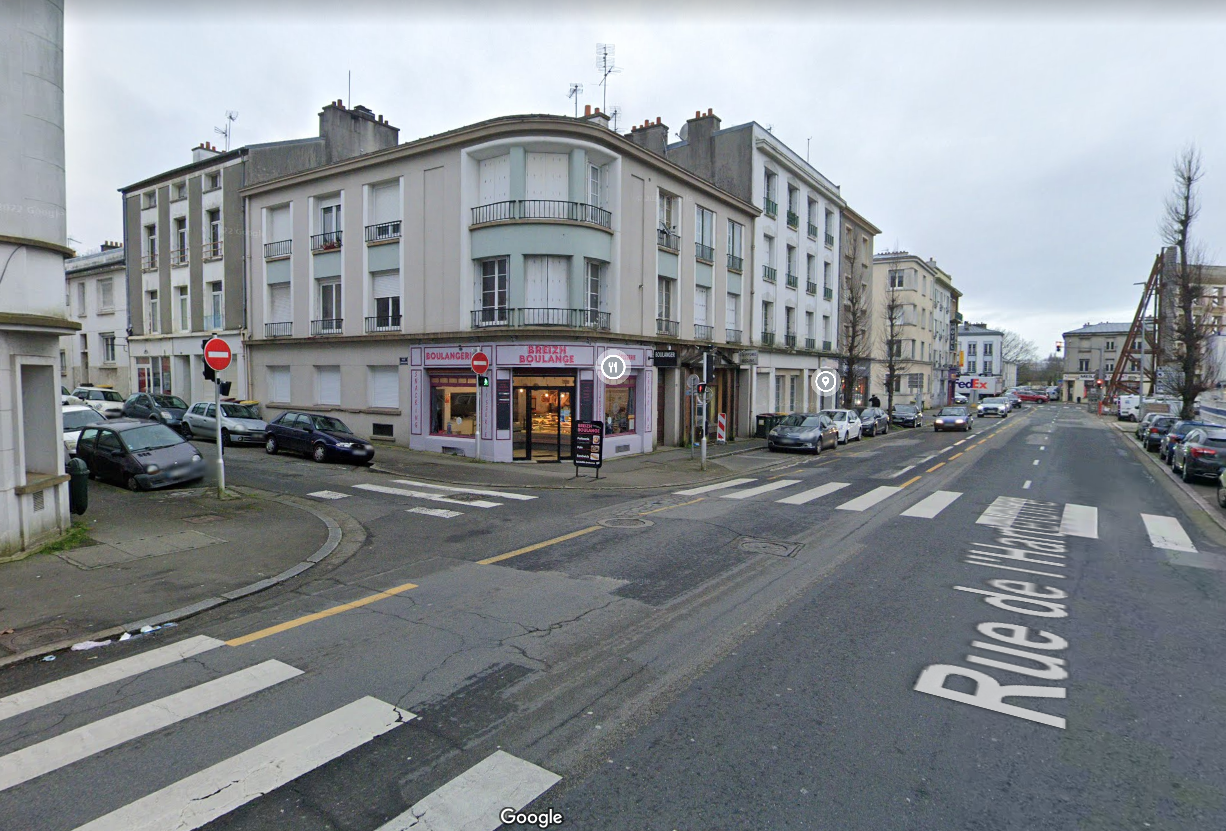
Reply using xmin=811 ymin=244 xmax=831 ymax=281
xmin=755 ymin=413 xmax=787 ymax=438
xmin=68 ymin=457 xmax=89 ymax=516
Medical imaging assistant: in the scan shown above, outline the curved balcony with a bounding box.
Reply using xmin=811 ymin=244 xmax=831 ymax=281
xmin=471 ymin=307 xmax=610 ymax=330
xmin=471 ymin=200 xmax=612 ymax=230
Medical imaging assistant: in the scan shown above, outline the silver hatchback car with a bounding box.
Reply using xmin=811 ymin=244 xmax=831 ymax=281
xmin=182 ymin=401 xmax=268 ymax=446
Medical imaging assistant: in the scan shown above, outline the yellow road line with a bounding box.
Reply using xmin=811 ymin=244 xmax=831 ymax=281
xmin=949 ymin=452 xmax=964 ymax=460
xmin=226 ymin=581 xmax=418 ymax=647
xmin=974 ymin=440 xmax=988 ymax=446
xmin=641 ymin=497 xmax=704 ymax=515
xmin=926 ymin=462 xmax=945 ymax=472
xmin=478 ymin=526 xmax=602 ymax=566
xmin=900 ymin=475 xmax=922 ymax=488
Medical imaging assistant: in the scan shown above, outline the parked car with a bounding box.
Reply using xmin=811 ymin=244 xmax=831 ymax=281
xmin=73 ymin=420 xmax=206 ymax=491
xmin=891 ymin=404 xmax=923 ymax=428
xmin=1172 ymin=427 xmax=1226 ymax=482
xmin=978 ymin=397 xmax=1010 ymax=418
xmin=952 ymin=393 xmax=969 ymax=404
xmin=819 ymin=409 xmax=863 ymax=444
xmin=934 ymin=406 xmax=974 ymax=432
xmin=767 ymin=413 xmax=838 ymax=454
xmin=1215 ymin=468 xmax=1226 ymax=509
xmin=856 ymin=407 xmax=890 ymax=437
xmin=61 ymin=386 xmax=82 ymax=406
xmin=1015 ymin=390 xmax=1048 ymax=403
xmin=123 ymin=392 xmax=189 ymax=431
xmin=265 ymin=412 xmax=376 ymax=463
xmin=1160 ymin=420 xmax=1214 ymax=465
xmin=1002 ymin=393 xmax=1023 ymax=410
xmin=62 ymin=404 xmax=108 ymax=453
xmin=72 ymin=386 xmax=126 ymax=419
xmin=1142 ymin=415 xmax=1179 ymax=452
xmin=182 ymin=401 xmax=268 ymax=446
xmin=1135 ymin=411 xmax=1164 ymax=440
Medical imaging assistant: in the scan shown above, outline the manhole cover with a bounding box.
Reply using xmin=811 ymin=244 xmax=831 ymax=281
xmin=598 ymin=517 xmax=654 ymax=529
xmin=0 ymin=624 xmax=73 ymax=653
xmin=182 ymin=514 xmax=223 ymax=524
xmin=737 ymin=537 xmax=802 ymax=557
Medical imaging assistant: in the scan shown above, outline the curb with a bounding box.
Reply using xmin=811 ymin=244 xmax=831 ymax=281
xmin=0 ymin=486 xmax=350 ymax=671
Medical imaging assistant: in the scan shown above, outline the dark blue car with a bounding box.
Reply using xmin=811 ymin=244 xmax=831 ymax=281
xmin=264 ymin=412 xmax=375 ymax=464
xmin=1160 ymin=419 xmax=1213 ymax=465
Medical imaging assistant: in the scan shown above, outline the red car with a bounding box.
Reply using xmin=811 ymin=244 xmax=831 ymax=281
xmin=1014 ymin=391 xmax=1049 ymax=403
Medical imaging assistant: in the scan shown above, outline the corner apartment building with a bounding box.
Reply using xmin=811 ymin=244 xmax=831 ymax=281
xmin=119 ymin=102 xmax=398 ymax=405
xmin=60 ymin=243 xmax=129 ymax=395
xmin=656 ymin=111 xmax=866 ymax=415
xmin=871 ymin=251 xmax=960 ymax=408
xmin=840 ymin=205 xmax=881 ymax=406
xmin=240 ymin=109 xmax=757 ymax=462
xmin=1061 ymin=321 xmax=1138 ymax=401
xmin=956 ymin=323 xmax=1015 ymax=399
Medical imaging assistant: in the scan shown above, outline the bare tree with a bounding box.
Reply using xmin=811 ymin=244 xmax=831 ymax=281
xmin=881 ymin=286 xmax=913 ymax=413
xmin=1017 ymin=353 xmax=1063 ymax=386
xmin=1000 ymin=330 xmax=1039 ymax=366
xmin=838 ymin=226 xmax=872 ymax=409
xmin=1160 ymin=146 xmax=1213 ymax=418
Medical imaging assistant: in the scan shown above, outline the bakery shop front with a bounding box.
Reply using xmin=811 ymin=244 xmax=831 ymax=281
xmin=407 ymin=341 xmax=656 ymax=462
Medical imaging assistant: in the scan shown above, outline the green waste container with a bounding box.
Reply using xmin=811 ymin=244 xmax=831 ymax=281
xmin=755 ymin=413 xmax=788 ymax=438
xmin=68 ymin=457 xmax=89 ymax=515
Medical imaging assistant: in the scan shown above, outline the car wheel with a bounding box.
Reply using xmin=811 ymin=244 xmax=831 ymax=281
xmin=220 ymin=428 xmax=231 ymax=448
xmin=1182 ymin=461 xmax=1194 ymax=483
xmin=312 ymin=443 xmax=328 ymax=463
xmin=1217 ymin=485 xmax=1226 ymax=509
xmin=265 ymin=436 xmax=278 ymax=455
xmin=182 ymin=424 xmax=194 ymax=439
xmin=126 ymin=475 xmax=142 ymax=492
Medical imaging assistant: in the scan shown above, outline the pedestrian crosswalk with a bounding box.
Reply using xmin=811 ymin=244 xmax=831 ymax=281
xmin=0 ymin=635 xmax=561 ymax=831
xmin=309 ymin=479 xmax=538 ymax=520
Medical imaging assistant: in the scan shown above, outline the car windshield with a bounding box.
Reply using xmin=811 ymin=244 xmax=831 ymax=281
xmin=821 ymin=411 xmax=847 ymax=421
xmin=221 ymin=403 xmax=259 ymax=419
xmin=982 ymin=398 xmax=1005 ymax=404
xmin=938 ymin=408 xmax=967 ymax=416
xmin=312 ymin=415 xmax=352 ymax=433
xmin=100 ymin=390 xmax=124 ymax=402
xmin=894 ymin=405 xmax=918 ymax=414
xmin=63 ymin=409 xmax=106 ymax=430
xmin=778 ymin=414 xmax=810 ymax=427
xmin=152 ymin=394 xmax=188 ymax=409
xmin=120 ymin=424 xmax=186 ymax=452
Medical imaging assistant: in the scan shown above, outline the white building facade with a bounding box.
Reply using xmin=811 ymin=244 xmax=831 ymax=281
xmin=956 ymin=323 xmax=1009 ymax=399
xmin=60 ymin=243 xmax=129 ymax=396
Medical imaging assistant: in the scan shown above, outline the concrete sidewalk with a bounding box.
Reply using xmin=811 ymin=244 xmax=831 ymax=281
xmin=0 ymin=480 xmax=351 ymax=665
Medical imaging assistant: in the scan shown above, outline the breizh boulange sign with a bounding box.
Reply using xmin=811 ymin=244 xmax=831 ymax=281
xmin=913 ymin=495 xmax=1089 ymax=730
xmin=572 ymin=420 xmax=605 ymax=476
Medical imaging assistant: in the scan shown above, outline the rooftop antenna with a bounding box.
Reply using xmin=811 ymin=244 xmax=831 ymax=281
xmin=806 ymin=136 xmax=812 ymax=162
xmin=609 ymin=105 xmax=622 ymax=132
xmin=596 ymin=43 xmax=620 ymax=114
xmin=568 ymin=83 xmax=583 ymax=117
xmin=214 ymin=110 xmax=238 ymax=151
xmin=348 ymin=70 xmax=351 ymax=111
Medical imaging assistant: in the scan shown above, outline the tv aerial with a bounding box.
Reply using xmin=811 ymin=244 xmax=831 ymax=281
xmin=214 ymin=110 xmax=238 ymax=151
xmin=568 ymin=83 xmax=583 ymax=117
xmin=596 ymin=43 xmax=620 ymax=114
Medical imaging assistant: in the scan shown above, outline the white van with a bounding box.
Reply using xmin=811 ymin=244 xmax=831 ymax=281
xmin=1119 ymin=395 xmax=1179 ymax=421
xmin=1117 ymin=395 xmax=1140 ymax=421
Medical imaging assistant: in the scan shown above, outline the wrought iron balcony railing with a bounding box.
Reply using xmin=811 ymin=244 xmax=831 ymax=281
xmin=787 ymin=211 xmax=799 ymax=229
xmin=763 ymin=198 xmax=777 ymax=218
xmin=365 ymin=221 xmax=401 ymax=243
xmin=785 ymin=272 xmax=798 ymax=289
xmin=784 ymin=333 xmax=797 ymax=348
xmin=694 ymin=324 xmax=713 ymax=340
xmin=805 ymin=337 xmax=816 ymax=351
xmin=763 ymin=265 xmax=777 ymax=284
xmin=470 ymin=308 xmax=611 ymax=330
xmin=366 ymin=315 xmax=402 ymax=333
xmin=761 ymin=331 xmax=775 ymax=346
xmin=311 ymin=318 xmax=343 ymax=335
xmin=726 ymin=328 xmax=742 ymax=344
xmin=823 ymin=339 xmax=833 ymax=351
xmin=265 ymin=322 xmax=293 ymax=338
xmin=824 ymin=286 xmax=834 ymax=300
xmin=825 ymin=232 xmax=835 ymax=247
xmin=470 ymin=200 xmax=612 ymax=229
xmin=808 ymin=222 xmax=819 ymax=239
xmin=264 ymin=239 xmax=291 ymax=259
xmin=695 ymin=242 xmax=714 ymax=262
xmin=727 ymin=254 xmax=743 ymax=272
xmin=806 ymin=280 xmax=818 ymax=295
xmin=657 ymin=228 xmax=680 ymax=251
xmin=311 ymin=231 xmax=342 ymax=252
xmin=656 ymin=318 xmax=679 ymax=337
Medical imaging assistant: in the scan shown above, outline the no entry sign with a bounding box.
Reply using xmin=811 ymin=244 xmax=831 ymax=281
xmin=203 ymin=337 xmax=232 ymax=372
xmin=470 ymin=352 xmax=490 ymax=374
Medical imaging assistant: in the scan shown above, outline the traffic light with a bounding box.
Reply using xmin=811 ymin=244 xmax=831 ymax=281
xmin=696 ymin=383 xmax=708 ymax=394
xmin=477 ymin=376 xmax=491 ymax=387
xmin=201 ymin=339 xmax=215 ymax=381
xmin=219 ymin=381 xmax=232 ymax=396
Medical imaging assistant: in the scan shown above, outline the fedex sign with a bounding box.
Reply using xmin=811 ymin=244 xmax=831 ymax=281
xmin=957 ymin=375 xmax=1002 ymax=394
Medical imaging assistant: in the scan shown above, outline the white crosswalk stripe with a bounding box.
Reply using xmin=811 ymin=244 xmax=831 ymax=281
xmin=721 ymin=480 xmax=803 ymax=500
xmin=409 ymin=506 xmax=463 ymax=519
xmin=307 ymin=490 xmax=349 ymax=500
xmin=1141 ymin=514 xmax=1197 ymax=552
xmin=837 ymin=486 xmax=901 ymax=512
xmin=1059 ymin=504 xmax=1098 ymax=538
xmin=70 ymin=696 xmax=413 ymax=831
xmin=0 ymin=660 xmax=301 ymax=792
xmin=775 ymin=482 xmax=851 ymax=505
xmin=673 ymin=478 xmax=757 ymax=496
xmin=353 ymin=483 xmax=501 ymax=508
xmin=900 ymin=490 xmax=962 ymax=519
xmin=391 ymin=479 xmax=537 ymax=501
xmin=375 ymin=750 xmax=560 ymax=831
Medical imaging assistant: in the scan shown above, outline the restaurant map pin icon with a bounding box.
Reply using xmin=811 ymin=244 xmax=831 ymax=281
xmin=599 ymin=349 xmax=630 ymax=384
xmin=813 ymin=369 xmax=839 ymax=395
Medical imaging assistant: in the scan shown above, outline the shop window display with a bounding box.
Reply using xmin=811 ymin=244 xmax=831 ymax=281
xmin=430 ymin=375 xmax=477 ymax=436
xmin=604 ymin=377 xmax=636 ymax=436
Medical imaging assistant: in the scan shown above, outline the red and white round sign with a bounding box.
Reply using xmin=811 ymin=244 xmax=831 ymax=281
xmin=470 ymin=352 xmax=490 ymax=374
xmin=203 ymin=337 xmax=232 ymax=372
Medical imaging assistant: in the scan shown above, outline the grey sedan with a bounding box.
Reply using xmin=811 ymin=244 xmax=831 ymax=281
xmin=182 ymin=401 xmax=268 ymax=446
xmin=767 ymin=413 xmax=838 ymax=454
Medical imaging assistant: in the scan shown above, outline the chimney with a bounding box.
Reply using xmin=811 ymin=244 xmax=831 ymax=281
xmin=319 ymin=100 xmax=399 ymax=164
xmin=192 ymin=141 xmax=222 ymax=163
xmin=101 ymin=240 xmax=121 ymax=251
xmin=584 ymin=105 xmax=611 ymax=130
xmin=679 ymin=108 xmax=722 ymax=176
xmin=628 ymin=116 xmax=669 ymax=157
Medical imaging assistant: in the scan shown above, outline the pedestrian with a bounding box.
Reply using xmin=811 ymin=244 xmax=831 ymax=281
xmin=869 ymin=394 xmax=881 ymax=408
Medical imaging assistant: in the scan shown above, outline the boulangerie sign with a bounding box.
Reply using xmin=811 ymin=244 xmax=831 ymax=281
xmin=495 ymin=345 xmax=595 ymax=366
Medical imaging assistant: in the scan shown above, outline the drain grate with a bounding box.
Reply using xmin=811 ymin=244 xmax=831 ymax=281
xmin=599 ymin=517 xmax=654 ymax=529
xmin=736 ymin=537 xmax=803 ymax=558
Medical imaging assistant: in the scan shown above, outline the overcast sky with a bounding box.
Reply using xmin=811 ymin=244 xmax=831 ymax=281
xmin=64 ymin=1 xmax=1226 ymax=356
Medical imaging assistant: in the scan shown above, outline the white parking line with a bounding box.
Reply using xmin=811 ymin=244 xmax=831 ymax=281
xmin=900 ymin=490 xmax=962 ymax=519
xmin=1059 ymin=504 xmax=1098 ymax=539
xmin=722 ymin=480 xmax=802 ymax=500
xmin=353 ymin=483 xmax=501 ymax=508
xmin=836 ymin=486 xmax=901 ymax=512
xmin=375 ymin=751 xmax=561 ymax=831
xmin=775 ymin=482 xmax=851 ymax=505
xmin=1141 ymin=514 xmax=1197 ymax=552
xmin=673 ymin=478 xmax=757 ymax=496
xmin=0 ymin=661 xmax=302 ymax=792
xmin=391 ymin=479 xmax=536 ymax=501
xmin=72 ymin=697 xmax=413 ymax=831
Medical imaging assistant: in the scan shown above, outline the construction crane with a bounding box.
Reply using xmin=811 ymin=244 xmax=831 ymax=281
xmin=1104 ymin=252 xmax=1164 ymax=402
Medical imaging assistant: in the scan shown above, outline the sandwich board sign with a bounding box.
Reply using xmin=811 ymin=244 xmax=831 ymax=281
xmin=572 ymin=420 xmax=605 ymax=478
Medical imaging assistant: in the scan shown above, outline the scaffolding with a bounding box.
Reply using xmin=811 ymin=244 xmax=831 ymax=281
xmin=1104 ymin=252 xmax=1164 ymax=403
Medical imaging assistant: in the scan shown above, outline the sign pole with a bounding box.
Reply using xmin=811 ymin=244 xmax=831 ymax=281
xmin=701 ymin=352 xmax=709 ymax=471
xmin=215 ymin=376 xmax=225 ymax=497
xmin=475 ymin=375 xmax=481 ymax=462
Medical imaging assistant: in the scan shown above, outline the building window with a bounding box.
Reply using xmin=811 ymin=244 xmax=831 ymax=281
xmin=824 ymin=208 xmax=833 ymax=236
xmin=1078 ymin=358 xmax=1090 ymax=372
xmin=657 ymin=277 xmax=674 ymax=321
xmin=477 ymin=257 xmax=508 ymax=324
xmin=101 ymin=333 xmax=116 ymax=364
xmin=430 ymin=373 xmax=476 ymax=436
xmin=775 ymin=374 xmax=784 ymax=410
xmin=695 ymin=285 xmax=710 ymax=329
xmin=1105 ymin=340 xmax=1115 ymax=351
xmin=268 ymin=366 xmax=291 ymax=402
xmin=176 ymin=286 xmax=189 ymax=331
xmin=983 ymin=360 xmax=993 ymax=375
xmin=318 ymin=281 xmax=341 ymax=331
xmin=983 ymin=342 xmax=994 ymax=357
xmin=317 ymin=200 xmax=342 ymax=249
xmin=695 ymin=205 xmax=715 ymax=260
xmin=763 ymin=170 xmax=778 ymax=215
xmin=368 ymin=366 xmax=399 ymax=409
xmin=316 ymin=366 xmax=341 ymax=405
xmin=589 ymin=164 xmax=603 ymax=208
xmin=75 ymin=282 xmax=86 ymax=317
xmin=206 ymin=209 xmax=222 ymax=257
xmin=726 ymin=293 xmax=740 ymax=330
xmin=143 ymin=191 xmax=157 ymax=209
xmin=173 ymin=217 xmax=187 ymax=265
xmin=604 ymin=375 xmax=636 ymax=436
xmin=805 ymin=311 xmax=815 ymax=339
xmin=967 ymin=342 xmax=978 ymax=356
xmin=1105 ymin=362 xmax=1115 ymax=373
xmin=586 ymin=261 xmax=603 ymax=325
xmin=97 ymin=277 xmax=114 ymax=311
xmin=268 ymin=284 xmax=291 ymax=325
xmin=762 ymin=300 xmax=774 ymax=336
xmin=823 ymin=261 xmax=832 ymax=292
xmin=206 ymin=172 xmax=221 ymax=191
xmin=59 ymin=350 xmax=67 ymax=373
xmin=371 ymin=270 xmax=401 ymax=330
xmin=147 ymin=290 xmax=159 ymax=333
xmin=889 ymin=269 xmax=904 ymax=289
xmin=658 ymin=191 xmax=678 ymax=235
xmin=208 ymin=281 xmax=224 ymax=329
xmin=135 ymin=355 xmax=172 ymax=394
xmin=969 ymin=360 xmax=979 ymax=373
xmin=785 ymin=306 xmax=796 ymax=336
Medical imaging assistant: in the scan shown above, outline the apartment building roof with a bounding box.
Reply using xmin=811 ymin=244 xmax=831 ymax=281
xmin=1062 ymin=321 xmax=1132 ymax=336
xmin=957 ymin=323 xmax=1002 ymax=337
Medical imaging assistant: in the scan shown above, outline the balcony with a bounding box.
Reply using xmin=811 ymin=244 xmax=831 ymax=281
xmin=311 ymin=318 xmax=343 ymax=335
xmin=141 ymin=253 xmax=157 ymax=272
xmin=311 ymin=231 xmax=343 ymax=253
xmin=657 ymin=228 xmax=680 ymax=251
xmin=823 ymin=339 xmax=832 ymax=351
xmin=761 ymin=331 xmax=775 ymax=346
xmin=264 ymin=239 xmax=291 ymax=259
xmin=785 ymin=272 xmax=798 ymax=289
xmin=787 ymin=211 xmax=799 ymax=230
xmin=763 ymin=265 xmax=777 ymax=284
xmin=805 ymin=337 xmax=816 ymax=351
xmin=726 ymin=328 xmax=742 ymax=344
xmin=694 ymin=324 xmax=713 ymax=340
xmin=203 ymin=312 xmax=223 ymax=331
xmin=170 ymin=248 xmax=188 ymax=267
xmin=763 ymin=197 xmax=777 ymax=218
xmin=265 ymin=322 xmax=293 ymax=338
xmin=695 ymin=242 xmax=714 ymax=263
xmin=470 ymin=308 xmax=611 ymax=330
xmin=824 ymin=286 xmax=834 ymax=300
xmin=806 ymin=280 xmax=817 ymax=295
xmin=784 ymin=333 xmax=797 ymax=348
xmin=202 ymin=240 xmax=223 ymax=260
xmin=808 ymin=222 xmax=818 ymax=239
xmin=825 ymin=232 xmax=835 ymax=247
xmin=470 ymin=200 xmax=612 ymax=230
xmin=365 ymin=314 xmax=402 ymax=333
xmin=727 ymin=254 xmax=743 ymax=273
xmin=365 ymin=221 xmax=401 ymax=244
xmin=656 ymin=318 xmax=679 ymax=337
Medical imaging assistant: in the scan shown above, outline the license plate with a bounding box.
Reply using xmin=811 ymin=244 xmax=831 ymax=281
xmin=170 ymin=466 xmax=189 ymax=478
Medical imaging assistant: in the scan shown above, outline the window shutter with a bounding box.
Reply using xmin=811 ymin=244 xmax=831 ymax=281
xmin=269 ymin=284 xmax=291 ymax=323
xmin=371 ymin=271 xmax=399 ymax=299
xmin=269 ymin=207 xmax=291 ymax=241
xmin=268 ymin=366 xmax=290 ymax=402
xmin=695 ymin=287 xmax=709 ymax=326
xmin=317 ymin=366 xmax=341 ymax=405
xmin=371 ymin=183 xmax=400 ymax=224
xmin=369 ymin=366 xmax=399 ymax=409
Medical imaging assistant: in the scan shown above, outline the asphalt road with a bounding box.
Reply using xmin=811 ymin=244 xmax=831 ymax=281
xmin=0 ymin=405 xmax=1222 ymax=831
